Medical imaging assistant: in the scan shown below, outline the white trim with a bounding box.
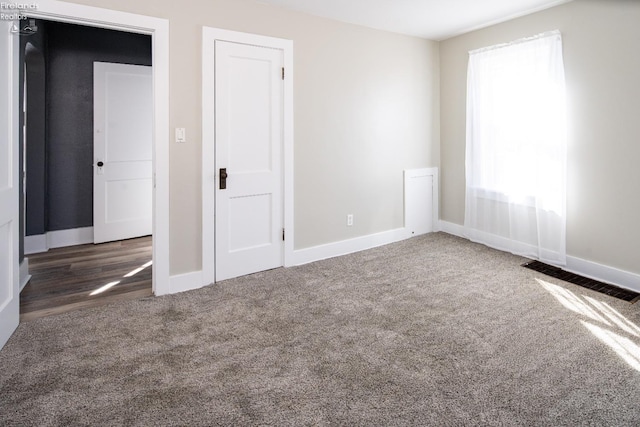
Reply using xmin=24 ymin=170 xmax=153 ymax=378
xmin=19 ymin=258 xmax=31 ymax=292
xmin=21 ymin=0 xmax=170 ymax=296
xmin=444 ymin=222 xmax=562 ymax=265
xmin=24 ymin=226 xmax=94 ymax=254
xmin=49 ymin=226 xmax=93 ymax=248
xmin=566 ymin=257 xmax=640 ymax=295
xmin=24 ymin=234 xmax=47 ymax=254
xmin=439 ymin=220 xmax=465 ymax=238
xmin=202 ymin=27 xmax=294 ymax=285
xmin=292 ymin=227 xmax=408 ymax=266
xmin=465 ymin=227 xmax=563 ymax=265
xmin=439 ymin=220 xmax=640 ymax=294
xmin=163 ymin=270 xmax=205 ymax=297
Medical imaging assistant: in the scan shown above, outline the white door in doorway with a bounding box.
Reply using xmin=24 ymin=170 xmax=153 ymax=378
xmin=215 ymin=41 xmax=284 ymax=281
xmin=0 ymin=19 xmax=19 ymax=349
xmin=93 ymin=62 xmax=152 ymax=244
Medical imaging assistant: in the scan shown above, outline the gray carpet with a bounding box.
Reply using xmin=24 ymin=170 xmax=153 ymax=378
xmin=2 ymin=232 xmax=640 ymax=425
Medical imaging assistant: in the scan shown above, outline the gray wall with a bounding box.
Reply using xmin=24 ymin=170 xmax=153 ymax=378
xmin=25 ymin=20 xmax=151 ymax=235
xmin=440 ymin=0 xmax=640 ymax=275
xmin=23 ymin=33 xmax=47 ymax=239
xmin=63 ymin=0 xmax=440 ymax=275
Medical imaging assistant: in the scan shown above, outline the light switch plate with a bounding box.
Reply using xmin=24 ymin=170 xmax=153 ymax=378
xmin=175 ymin=127 xmax=186 ymax=143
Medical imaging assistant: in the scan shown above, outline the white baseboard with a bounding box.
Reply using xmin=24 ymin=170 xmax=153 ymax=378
xmin=48 ymin=226 xmax=94 ymax=249
xmin=24 ymin=227 xmax=94 ymax=254
xmin=19 ymin=258 xmax=31 ymax=292
xmin=174 ymin=228 xmax=412 ymax=294
xmin=24 ymin=234 xmax=47 ymax=254
xmin=160 ymin=222 xmax=640 ymax=297
xmin=161 ymin=270 xmax=205 ymax=296
xmin=439 ymin=220 xmax=465 ymax=238
xmin=292 ymin=227 xmax=410 ymax=266
xmin=439 ymin=220 xmax=640 ymax=294
xmin=566 ymin=257 xmax=640 ymax=294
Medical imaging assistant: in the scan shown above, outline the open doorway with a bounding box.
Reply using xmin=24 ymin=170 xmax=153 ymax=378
xmin=18 ymin=19 xmax=153 ymax=321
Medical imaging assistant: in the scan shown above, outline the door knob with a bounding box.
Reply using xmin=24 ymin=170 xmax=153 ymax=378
xmin=97 ymin=161 xmax=104 ymax=167
xmin=220 ymin=168 xmax=227 ymax=189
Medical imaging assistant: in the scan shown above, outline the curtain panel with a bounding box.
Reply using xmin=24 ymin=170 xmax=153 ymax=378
xmin=465 ymin=30 xmax=567 ymax=265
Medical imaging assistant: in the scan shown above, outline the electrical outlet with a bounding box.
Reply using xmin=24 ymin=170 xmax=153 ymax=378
xmin=347 ymin=214 xmax=353 ymax=227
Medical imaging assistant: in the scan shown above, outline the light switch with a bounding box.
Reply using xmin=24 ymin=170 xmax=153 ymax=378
xmin=175 ymin=127 xmax=186 ymax=143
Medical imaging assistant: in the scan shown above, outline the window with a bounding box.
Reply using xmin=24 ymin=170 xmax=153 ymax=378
xmin=465 ymin=31 xmax=567 ymax=264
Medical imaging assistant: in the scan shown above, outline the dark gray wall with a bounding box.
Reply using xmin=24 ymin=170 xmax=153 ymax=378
xmin=46 ymin=21 xmax=152 ymax=231
xmin=24 ymin=38 xmax=47 ymax=238
xmin=25 ymin=20 xmax=151 ymax=235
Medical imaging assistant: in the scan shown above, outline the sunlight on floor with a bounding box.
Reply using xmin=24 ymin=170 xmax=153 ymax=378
xmin=537 ymin=278 xmax=640 ymax=373
xmin=124 ymin=260 xmax=153 ymax=278
xmin=90 ymin=281 xmax=120 ymax=296
xmin=583 ymin=295 xmax=640 ymax=338
xmin=581 ymin=321 xmax=640 ymax=372
xmin=536 ymin=279 xmax=609 ymax=325
xmin=90 ymin=260 xmax=153 ymax=296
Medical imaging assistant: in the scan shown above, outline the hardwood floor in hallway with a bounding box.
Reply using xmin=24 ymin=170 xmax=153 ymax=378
xmin=20 ymin=236 xmax=152 ymax=322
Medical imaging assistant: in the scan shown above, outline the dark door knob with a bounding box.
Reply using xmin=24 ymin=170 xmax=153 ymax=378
xmin=97 ymin=161 xmax=104 ymax=167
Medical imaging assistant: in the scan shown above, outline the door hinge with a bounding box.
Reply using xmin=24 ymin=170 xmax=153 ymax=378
xmin=281 ymin=67 xmax=285 ymax=80
xmin=282 ymin=228 xmax=285 ymax=241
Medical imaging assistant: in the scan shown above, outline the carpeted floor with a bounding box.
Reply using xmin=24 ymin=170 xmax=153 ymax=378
xmin=2 ymin=232 xmax=640 ymax=425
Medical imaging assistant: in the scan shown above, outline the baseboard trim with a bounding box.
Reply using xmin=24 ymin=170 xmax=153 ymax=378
xmin=566 ymin=257 xmax=640 ymax=294
xmin=167 ymin=228 xmax=411 ymax=295
xmin=48 ymin=227 xmax=94 ymax=249
xmin=24 ymin=227 xmax=94 ymax=254
xmin=438 ymin=220 xmax=640 ymax=294
xmin=438 ymin=220 xmax=465 ymax=238
xmin=292 ymin=227 xmax=410 ymax=266
xmin=19 ymin=258 xmax=31 ymax=292
xmin=163 ymin=223 xmax=640 ymax=297
xmin=161 ymin=270 xmax=205 ymax=296
xmin=24 ymin=234 xmax=47 ymax=254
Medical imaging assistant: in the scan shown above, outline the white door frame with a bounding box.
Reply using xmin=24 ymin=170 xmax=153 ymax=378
xmin=18 ymin=1 xmax=171 ymax=295
xmin=0 ymin=17 xmax=20 ymax=349
xmin=202 ymin=28 xmax=294 ymax=285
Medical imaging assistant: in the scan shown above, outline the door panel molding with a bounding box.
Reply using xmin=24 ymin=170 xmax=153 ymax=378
xmin=202 ymin=28 xmax=294 ymax=285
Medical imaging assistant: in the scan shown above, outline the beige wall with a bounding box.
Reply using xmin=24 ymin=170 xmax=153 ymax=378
xmin=440 ymin=0 xmax=640 ymax=274
xmin=62 ymin=0 xmax=440 ymax=274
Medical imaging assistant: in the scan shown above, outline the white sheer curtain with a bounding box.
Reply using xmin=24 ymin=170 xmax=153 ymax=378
xmin=465 ymin=30 xmax=567 ymax=265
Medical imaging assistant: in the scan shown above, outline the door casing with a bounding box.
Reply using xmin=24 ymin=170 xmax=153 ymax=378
xmin=202 ymin=27 xmax=294 ymax=285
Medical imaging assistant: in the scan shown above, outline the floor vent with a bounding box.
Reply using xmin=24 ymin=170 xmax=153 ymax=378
xmin=523 ymin=260 xmax=640 ymax=303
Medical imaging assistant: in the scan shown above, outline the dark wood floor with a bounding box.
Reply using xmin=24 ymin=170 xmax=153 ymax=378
xmin=20 ymin=236 xmax=152 ymax=322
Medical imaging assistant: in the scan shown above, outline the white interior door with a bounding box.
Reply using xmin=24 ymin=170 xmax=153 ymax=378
xmin=93 ymin=62 xmax=152 ymax=244
xmin=0 ymin=19 xmax=20 ymax=350
xmin=215 ymin=41 xmax=284 ymax=281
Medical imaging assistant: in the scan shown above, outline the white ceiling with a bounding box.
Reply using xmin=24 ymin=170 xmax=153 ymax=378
xmin=255 ymin=0 xmax=573 ymax=40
